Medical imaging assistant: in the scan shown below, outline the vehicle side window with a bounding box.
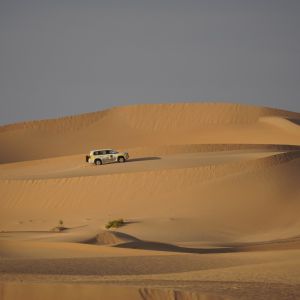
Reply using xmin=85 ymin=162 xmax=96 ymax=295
xmin=105 ymin=150 xmax=111 ymax=154
xmin=108 ymin=150 xmax=116 ymax=154
xmin=93 ymin=151 xmax=99 ymax=155
xmin=99 ymin=151 xmax=106 ymax=155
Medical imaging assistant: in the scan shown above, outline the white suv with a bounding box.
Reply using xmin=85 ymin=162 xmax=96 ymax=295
xmin=86 ymin=149 xmax=129 ymax=165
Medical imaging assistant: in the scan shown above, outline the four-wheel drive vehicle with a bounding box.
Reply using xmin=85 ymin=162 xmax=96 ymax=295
xmin=86 ymin=149 xmax=129 ymax=165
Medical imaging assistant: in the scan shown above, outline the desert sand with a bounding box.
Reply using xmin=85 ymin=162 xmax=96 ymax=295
xmin=0 ymin=102 xmax=300 ymax=300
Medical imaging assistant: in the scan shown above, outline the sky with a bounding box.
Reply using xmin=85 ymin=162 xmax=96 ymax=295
xmin=0 ymin=0 xmax=299 ymax=125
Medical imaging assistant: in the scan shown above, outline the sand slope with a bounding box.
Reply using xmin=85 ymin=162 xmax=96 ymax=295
xmin=0 ymin=103 xmax=300 ymax=300
xmin=1 ymin=150 xmax=300 ymax=243
xmin=1 ymin=103 xmax=300 ymax=163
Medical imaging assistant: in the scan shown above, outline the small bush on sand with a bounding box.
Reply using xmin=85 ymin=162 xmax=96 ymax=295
xmin=105 ymin=218 xmax=125 ymax=230
xmin=51 ymin=219 xmax=67 ymax=232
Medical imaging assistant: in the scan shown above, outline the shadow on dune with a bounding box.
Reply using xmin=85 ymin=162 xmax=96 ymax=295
xmin=112 ymin=233 xmax=300 ymax=254
xmin=114 ymin=240 xmax=237 ymax=254
xmin=287 ymin=118 xmax=300 ymax=126
xmin=127 ymin=157 xmax=161 ymax=163
xmin=85 ymin=231 xmax=236 ymax=253
xmin=114 ymin=238 xmax=300 ymax=254
xmin=83 ymin=231 xmax=300 ymax=254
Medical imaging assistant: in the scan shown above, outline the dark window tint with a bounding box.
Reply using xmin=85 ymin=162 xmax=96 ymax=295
xmin=94 ymin=151 xmax=106 ymax=155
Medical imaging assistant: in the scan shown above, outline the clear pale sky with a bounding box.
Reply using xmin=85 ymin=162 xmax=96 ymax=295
xmin=0 ymin=0 xmax=299 ymax=125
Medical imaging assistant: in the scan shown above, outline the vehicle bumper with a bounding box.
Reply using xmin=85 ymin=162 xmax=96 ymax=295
xmin=86 ymin=156 xmax=93 ymax=163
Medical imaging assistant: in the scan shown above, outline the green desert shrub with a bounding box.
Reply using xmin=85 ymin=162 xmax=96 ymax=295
xmin=105 ymin=218 xmax=125 ymax=229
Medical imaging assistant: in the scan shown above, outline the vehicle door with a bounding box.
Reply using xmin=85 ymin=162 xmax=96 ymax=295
xmin=105 ymin=150 xmax=113 ymax=163
xmin=108 ymin=150 xmax=118 ymax=162
xmin=99 ymin=150 xmax=110 ymax=164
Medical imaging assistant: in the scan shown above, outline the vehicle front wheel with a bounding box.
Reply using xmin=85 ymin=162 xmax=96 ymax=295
xmin=118 ymin=156 xmax=125 ymax=163
xmin=94 ymin=159 xmax=102 ymax=165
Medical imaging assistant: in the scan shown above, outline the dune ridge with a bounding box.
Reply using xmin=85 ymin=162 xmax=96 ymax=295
xmin=1 ymin=150 xmax=300 ymax=208
xmin=1 ymin=149 xmax=299 ymax=244
xmin=1 ymin=103 xmax=300 ymax=163
xmin=1 ymin=102 xmax=300 ymax=300
xmin=1 ymin=103 xmax=299 ymax=132
xmin=130 ymin=143 xmax=300 ymax=157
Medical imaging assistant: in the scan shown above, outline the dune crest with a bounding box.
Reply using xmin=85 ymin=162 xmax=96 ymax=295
xmin=1 ymin=103 xmax=300 ymax=163
xmin=1 ymin=102 xmax=300 ymax=300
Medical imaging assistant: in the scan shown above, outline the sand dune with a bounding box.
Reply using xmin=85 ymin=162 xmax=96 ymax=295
xmin=1 ymin=103 xmax=300 ymax=163
xmin=0 ymin=149 xmax=286 ymax=180
xmin=0 ymin=282 xmax=232 ymax=300
xmin=259 ymin=116 xmax=300 ymax=134
xmin=0 ymin=103 xmax=299 ymax=300
xmin=1 ymin=150 xmax=299 ymax=242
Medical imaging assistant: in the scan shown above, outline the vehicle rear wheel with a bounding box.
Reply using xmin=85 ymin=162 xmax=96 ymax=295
xmin=118 ymin=156 xmax=125 ymax=163
xmin=94 ymin=159 xmax=102 ymax=165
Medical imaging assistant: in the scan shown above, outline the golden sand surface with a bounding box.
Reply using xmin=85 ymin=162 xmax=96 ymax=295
xmin=0 ymin=103 xmax=300 ymax=299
